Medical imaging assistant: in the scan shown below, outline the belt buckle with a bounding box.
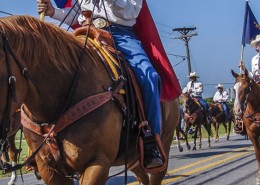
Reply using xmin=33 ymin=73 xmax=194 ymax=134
xmin=93 ymin=18 xmax=108 ymax=29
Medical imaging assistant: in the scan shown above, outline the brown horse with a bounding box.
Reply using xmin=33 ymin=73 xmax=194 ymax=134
xmin=209 ymin=103 xmax=233 ymax=142
xmin=181 ymin=92 xmax=211 ymax=150
xmin=232 ymin=68 xmax=260 ymax=185
xmin=0 ymin=15 xmax=180 ymax=185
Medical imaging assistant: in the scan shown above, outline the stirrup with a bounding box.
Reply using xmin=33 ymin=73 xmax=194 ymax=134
xmin=139 ymin=132 xmax=167 ymax=173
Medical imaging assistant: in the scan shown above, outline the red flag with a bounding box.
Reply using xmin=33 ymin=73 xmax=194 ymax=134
xmin=134 ymin=0 xmax=181 ymax=101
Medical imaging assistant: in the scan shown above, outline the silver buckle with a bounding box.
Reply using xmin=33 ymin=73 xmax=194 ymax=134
xmin=93 ymin=18 xmax=108 ymax=29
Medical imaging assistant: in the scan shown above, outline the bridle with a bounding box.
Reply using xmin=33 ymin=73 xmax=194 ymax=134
xmin=0 ymin=30 xmax=34 ymax=155
xmin=183 ymin=96 xmax=201 ymax=115
xmin=234 ymin=78 xmax=252 ymax=118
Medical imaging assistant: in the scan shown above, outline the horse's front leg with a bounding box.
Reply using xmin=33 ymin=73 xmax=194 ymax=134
xmin=249 ymin=136 xmax=260 ymax=185
xmin=80 ymin=162 xmax=110 ymax=185
xmin=7 ymin=133 xmax=21 ymax=185
xmin=175 ymin=127 xmax=183 ymax=152
xmin=184 ymin=123 xmax=191 ymax=150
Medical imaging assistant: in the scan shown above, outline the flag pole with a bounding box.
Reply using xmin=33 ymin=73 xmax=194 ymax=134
xmin=40 ymin=12 xmax=45 ymax=21
xmin=240 ymin=45 xmax=244 ymax=74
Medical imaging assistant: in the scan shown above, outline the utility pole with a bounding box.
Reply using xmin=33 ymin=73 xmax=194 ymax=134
xmin=172 ymin=27 xmax=197 ymax=75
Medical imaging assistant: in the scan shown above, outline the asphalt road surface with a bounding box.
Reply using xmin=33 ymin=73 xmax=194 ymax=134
xmin=0 ymin=134 xmax=257 ymax=185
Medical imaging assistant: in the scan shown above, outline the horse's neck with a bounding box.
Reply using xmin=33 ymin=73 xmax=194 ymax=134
xmin=248 ymin=83 xmax=260 ymax=112
xmin=188 ymin=99 xmax=199 ymax=113
xmin=24 ymin=52 xmax=111 ymax=123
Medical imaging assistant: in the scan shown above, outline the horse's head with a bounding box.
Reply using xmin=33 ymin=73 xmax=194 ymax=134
xmin=181 ymin=90 xmax=194 ymax=113
xmin=231 ymin=69 xmax=252 ymax=119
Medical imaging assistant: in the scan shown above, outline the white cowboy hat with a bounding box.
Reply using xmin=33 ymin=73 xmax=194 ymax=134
xmin=187 ymin=72 xmax=199 ymax=78
xmin=216 ymin=84 xmax=224 ymax=89
xmin=250 ymin=34 xmax=260 ymax=48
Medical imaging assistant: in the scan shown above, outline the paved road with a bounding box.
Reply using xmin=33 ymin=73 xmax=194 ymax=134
xmin=0 ymin=134 xmax=257 ymax=185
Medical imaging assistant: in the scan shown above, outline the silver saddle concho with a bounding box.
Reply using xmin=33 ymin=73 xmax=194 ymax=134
xmin=253 ymin=69 xmax=260 ymax=84
xmin=93 ymin=18 xmax=109 ymax=29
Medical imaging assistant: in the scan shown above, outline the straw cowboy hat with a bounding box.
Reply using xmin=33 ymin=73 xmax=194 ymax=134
xmin=250 ymin=34 xmax=260 ymax=48
xmin=216 ymin=84 xmax=224 ymax=89
xmin=187 ymin=72 xmax=199 ymax=78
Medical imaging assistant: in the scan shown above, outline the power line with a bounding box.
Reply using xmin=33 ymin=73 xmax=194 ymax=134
xmin=155 ymin=22 xmax=173 ymax=28
xmin=0 ymin=11 xmax=13 ymax=16
xmin=166 ymin=53 xmax=186 ymax=58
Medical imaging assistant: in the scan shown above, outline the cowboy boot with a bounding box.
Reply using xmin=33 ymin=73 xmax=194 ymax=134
xmin=142 ymin=129 xmax=163 ymax=168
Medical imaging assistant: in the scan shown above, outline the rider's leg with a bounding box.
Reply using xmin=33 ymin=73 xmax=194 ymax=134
xmin=222 ymin=103 xmax=229 ymax=121
xmin=109 ymin=24 xmax=163 ymax=168
xmin=198 ymin=98 xmax=211 ymax=121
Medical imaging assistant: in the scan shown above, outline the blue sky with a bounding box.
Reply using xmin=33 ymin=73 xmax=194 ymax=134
xmin=0 ymin=0 xmax=259 ymax=98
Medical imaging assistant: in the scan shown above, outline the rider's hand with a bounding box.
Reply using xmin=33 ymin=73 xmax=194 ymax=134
xmin=37 ymin=0 xmax=55 ymax=17
xmin=239 ymin=61 xmax=245 ymax=70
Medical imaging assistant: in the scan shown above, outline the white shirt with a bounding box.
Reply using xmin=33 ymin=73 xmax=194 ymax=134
xmin=213 ymin=90 xmax=229 ymax=103
xmin=186 ymin=80 xmax=203 ymax=98
xmin=251 ymin=53 xmax=260 ymax=75
xmin=52 ymin=0 xmax=143 ymax=27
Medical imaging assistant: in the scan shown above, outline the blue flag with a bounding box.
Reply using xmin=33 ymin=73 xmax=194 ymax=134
xmin=53 ymin=0 xmax=70 ymax=8
xmin=242 ymin=1 xmax=260 ymax=46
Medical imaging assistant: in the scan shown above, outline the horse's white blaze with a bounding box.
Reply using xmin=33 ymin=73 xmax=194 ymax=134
xmin=233 ymin=82 xmax=242 ymax=116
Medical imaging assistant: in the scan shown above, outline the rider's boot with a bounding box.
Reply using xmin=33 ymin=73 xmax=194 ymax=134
xmin=142 ymin=129 xmax=163 ymax=168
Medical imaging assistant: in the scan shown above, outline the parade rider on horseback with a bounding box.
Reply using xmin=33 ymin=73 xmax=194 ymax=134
xmin=184 ymin=72 xmax=211 ymax=123
xmin=250 ymin=34 xmax=260 ymax=84
xmin=213 ymin=84 xmax=229 ymax=121
xmin=240 ymin=34 xmax=260 ymax=83
xmin=37 ymin=0 xmax=182 ymax=169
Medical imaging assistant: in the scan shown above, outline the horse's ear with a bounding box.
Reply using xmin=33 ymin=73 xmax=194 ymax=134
xmin=231 ymin=69 xmax=238 ymax=78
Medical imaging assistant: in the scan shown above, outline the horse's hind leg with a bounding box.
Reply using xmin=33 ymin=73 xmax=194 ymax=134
xmin=227 ymin=120 xmax=231 ymax=140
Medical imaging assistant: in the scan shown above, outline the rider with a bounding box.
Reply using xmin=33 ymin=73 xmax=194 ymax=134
xmin=185 ymin=72 xmax=211 ymax=123
xmin=250 ymin=34 xmax=260 ymax=83
xmin=37 ymin=0 xmax=166 ymax=168
xmin=213 ymin=84 xmax=229 ymax=121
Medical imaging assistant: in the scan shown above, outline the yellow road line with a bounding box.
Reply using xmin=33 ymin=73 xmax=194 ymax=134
xmin=162 ymin=151 xmax=251 ymax=184
xmin=166 ymin=146 xmax=250 ymax=175
xmin=127 ymin=146 xmax=252 ymax=185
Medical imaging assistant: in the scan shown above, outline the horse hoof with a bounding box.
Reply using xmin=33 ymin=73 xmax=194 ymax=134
xmin=34 ymin=171 xmax=42 ymax=180
xmin=187 ymin=145 xmax=191 ymax=150
xmin=179 ymin=147 xmax=183 ymax=152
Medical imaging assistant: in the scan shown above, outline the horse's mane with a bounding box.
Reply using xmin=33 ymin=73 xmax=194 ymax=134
xmin=0 ymin=15 xmax=84 ymax=72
